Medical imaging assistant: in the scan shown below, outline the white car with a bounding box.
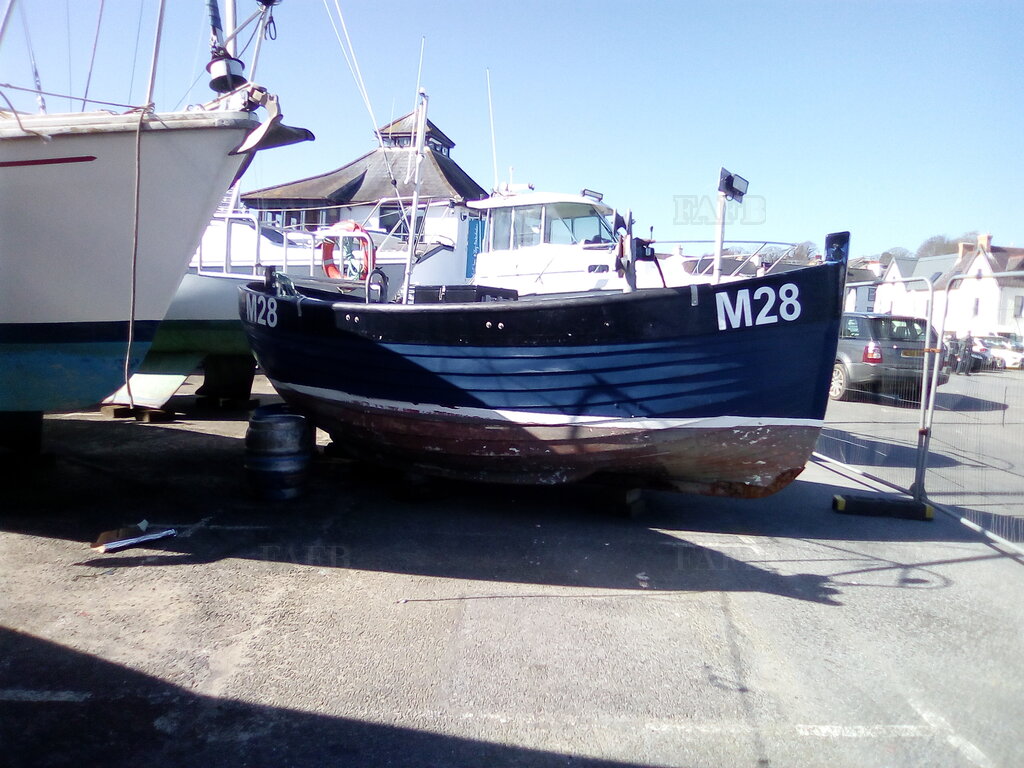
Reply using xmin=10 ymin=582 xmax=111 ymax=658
xmin=978 ymin=336 xmax=1024 ymax=369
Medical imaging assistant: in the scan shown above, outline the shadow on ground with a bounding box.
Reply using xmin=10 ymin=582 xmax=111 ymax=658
xmin=1 ymin=400 xmax=993 ymax=611
xmin=816 ymin=427 xmax=958 ymax=469
xmin=0 ymin=627 xmax=648 ymax=768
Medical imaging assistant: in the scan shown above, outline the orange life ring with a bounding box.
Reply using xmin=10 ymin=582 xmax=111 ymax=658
xmin=321 ymin=220 xmax=375 ymax=280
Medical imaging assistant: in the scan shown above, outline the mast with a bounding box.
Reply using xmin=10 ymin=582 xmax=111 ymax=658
xmin=400 ymin=89 xmax=429 ymax=304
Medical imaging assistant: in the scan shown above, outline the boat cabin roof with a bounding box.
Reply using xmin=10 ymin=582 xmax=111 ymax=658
xmin=468 ymin=191 xmax=614 ymax=216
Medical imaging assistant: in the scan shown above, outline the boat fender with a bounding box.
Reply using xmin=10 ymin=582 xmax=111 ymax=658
xmin=322 ymin=220 xmax=375 ymax=280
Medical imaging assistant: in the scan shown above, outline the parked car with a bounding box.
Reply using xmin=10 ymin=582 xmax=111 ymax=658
xmin=830 ymin=313 xmax=949 ymax=401
xmin=963 ymin=339 xmax=994 ymax=371
xmin=978 ymin=336 xmax=1024 ymax=369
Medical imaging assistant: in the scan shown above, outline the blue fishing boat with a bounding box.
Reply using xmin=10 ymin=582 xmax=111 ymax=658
xmin=239 ymin=230 xmax=849 ymax=497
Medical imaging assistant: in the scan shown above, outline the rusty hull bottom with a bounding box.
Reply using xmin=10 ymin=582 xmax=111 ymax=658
xmin=284 ymin=390 xmax=821 ymax=498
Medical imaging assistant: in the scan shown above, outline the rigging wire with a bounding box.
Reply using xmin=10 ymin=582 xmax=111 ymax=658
xmin=127 ymin=0 xmax=144 ymax=105
xmin=81 ymin=0 xmax=105 ymax=112
xmin=0 ymin=81 xmax=139 ymax=110
xmin=174 ymin=7 xmax=209 ymax=109
xmin=0 ymin=0 xmax=15 ymax=48
xmin=64 ymin=1 xmax=71 ymax=110
xmin=16 ymin=0 xmax=45 ymax=112
xmin=323 ymin=0 xmax=408 ymax=223
xmin=407 ymin=36 xmax=425 ymax=182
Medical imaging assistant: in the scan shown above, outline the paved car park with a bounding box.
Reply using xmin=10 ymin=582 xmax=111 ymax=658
xmin=3 ymin=377 xmax=1024 ymax=767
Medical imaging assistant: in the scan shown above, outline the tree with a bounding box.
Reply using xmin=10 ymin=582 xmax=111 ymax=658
xmin=882 ymin=247 xmax=911 ymax=260
xmin=915 ymin=232 xmax=978 ymax=259
xmin=794 ymin=241 xmax=817 ymax=262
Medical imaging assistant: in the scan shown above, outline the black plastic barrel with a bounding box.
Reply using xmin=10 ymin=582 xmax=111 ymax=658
xmin=244 ymin=405 xmax=314 ymax=500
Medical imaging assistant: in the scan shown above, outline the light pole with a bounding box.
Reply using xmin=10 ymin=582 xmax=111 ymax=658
xmin=712 ymin=168 xmax=748 ymax=284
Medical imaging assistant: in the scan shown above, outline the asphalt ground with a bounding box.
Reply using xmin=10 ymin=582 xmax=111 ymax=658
xmin=2 ymin=377 xmax=1023 ymax=767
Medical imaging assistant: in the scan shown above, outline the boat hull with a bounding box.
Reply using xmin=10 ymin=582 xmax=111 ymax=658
xmin=277 ymin=385 xmax=821 ymax=496
xmin=0 ymin=110 xmax=257 ymax=411
xmin=241 ymin=261 xmax=845 ymax=496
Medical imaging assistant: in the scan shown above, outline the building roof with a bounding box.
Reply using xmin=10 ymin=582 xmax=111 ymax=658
xmin=845 ymin=266 xmax=877 ymax=284
xmin=886 ymin=235 xmax=1024 ymax=291
xmin=904 ymin=253 xmax=960 ymax=290
xmin=377 ymin=114 xmax=455 ymax=149
xmin=242 ymin=146 xmax=487 ymax=209
xmin=883 ymin=255 xmax=918 ymax=281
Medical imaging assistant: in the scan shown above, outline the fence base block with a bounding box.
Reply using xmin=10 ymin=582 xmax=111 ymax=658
xmin=832 ymin=494 xmax=934 ymax=521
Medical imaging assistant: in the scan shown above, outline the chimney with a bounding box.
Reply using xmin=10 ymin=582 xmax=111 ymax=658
xmin=958 ymin=241 xmax=968 ymax=259
xmin=978 ymin=233 xmax=993 ymax=252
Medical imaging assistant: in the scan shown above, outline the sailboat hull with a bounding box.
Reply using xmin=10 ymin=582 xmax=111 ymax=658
xmin=0 ymin=110 xmax=257 ymax=411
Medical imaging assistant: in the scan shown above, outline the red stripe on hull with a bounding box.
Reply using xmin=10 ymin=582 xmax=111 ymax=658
xmin=0 ymin=155 xmax=97 ymax=168
xmin=285 ymin=390 xmax=820 ymax=498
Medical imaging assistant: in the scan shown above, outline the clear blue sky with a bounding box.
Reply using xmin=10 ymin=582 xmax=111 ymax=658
xmin=3 ymin=0 xmax=1021 ymax=257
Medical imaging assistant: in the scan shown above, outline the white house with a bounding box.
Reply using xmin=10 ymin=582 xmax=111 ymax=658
xmin=867 ymin=234 xmax=1024 ymax=339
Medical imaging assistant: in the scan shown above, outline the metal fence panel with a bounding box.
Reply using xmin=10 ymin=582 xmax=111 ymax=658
xmin=819 ymin=270 xmax=1024 ymax=544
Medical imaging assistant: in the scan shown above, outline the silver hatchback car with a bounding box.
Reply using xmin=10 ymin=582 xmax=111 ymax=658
xmin=830 ymin=313 xmax=949 ymax=401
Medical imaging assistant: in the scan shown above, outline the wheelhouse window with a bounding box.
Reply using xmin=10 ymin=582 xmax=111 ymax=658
xmin=512 ymin=205 xmax=542 ymax=249
xmin=489 ymin=207 xmax=512 ymax=251
xmin=485 ymin=202 xmax=614 ymax=251
xmin=544 ymin=202 xmax=614 ymax=245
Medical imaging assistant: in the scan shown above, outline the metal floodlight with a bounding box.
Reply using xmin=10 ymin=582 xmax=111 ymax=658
xmin=581 ymin=188 xmax=604 ymax=202
xmin=718 ymin=168 xmax=748 ymax=202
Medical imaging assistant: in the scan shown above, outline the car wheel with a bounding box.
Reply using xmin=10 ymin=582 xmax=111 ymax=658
xmin=829 ymin=363 xmax=850 ymax=401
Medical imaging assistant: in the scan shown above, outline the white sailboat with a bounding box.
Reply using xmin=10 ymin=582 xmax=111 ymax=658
xmin=0 ymin=1 xmax=309 ymax=440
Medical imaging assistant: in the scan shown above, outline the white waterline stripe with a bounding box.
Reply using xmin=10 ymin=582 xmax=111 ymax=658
xmin=279 ymin=382 xmax=822 ymax=430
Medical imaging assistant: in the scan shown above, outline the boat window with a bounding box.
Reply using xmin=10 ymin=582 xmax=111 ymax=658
xmin=489 ymin=207 xmax=512 ymax=251
xmin=543 ymin=203 xmax=614 ymax=245
xmin=512 ymin=205 xmax=543 ymax=249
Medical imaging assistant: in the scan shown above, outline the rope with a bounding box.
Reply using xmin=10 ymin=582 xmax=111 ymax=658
xmin=121 ymin=107 xmax=151 ymax=409
xmin=0 ymin=88 xmax=44 ymax=136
